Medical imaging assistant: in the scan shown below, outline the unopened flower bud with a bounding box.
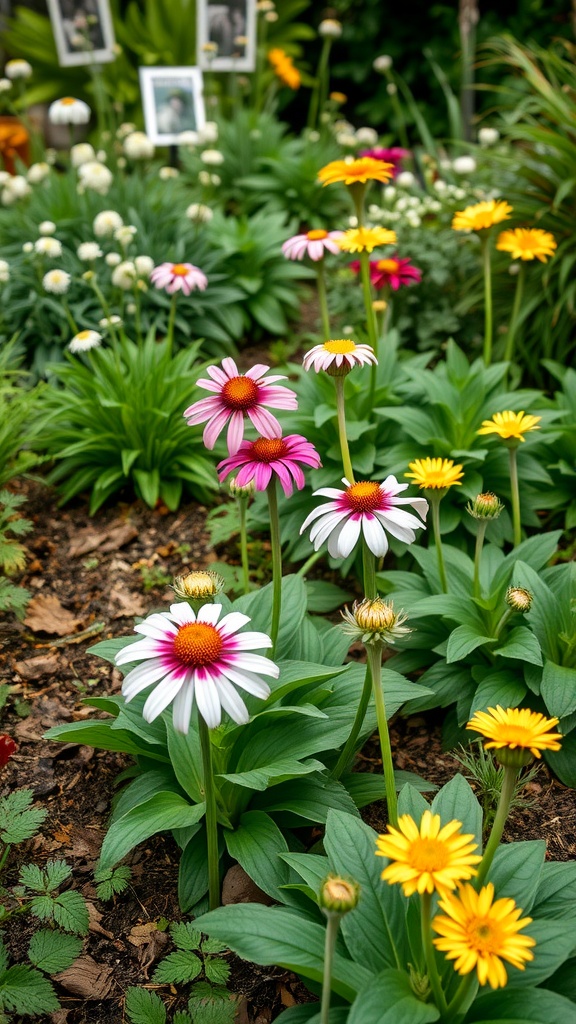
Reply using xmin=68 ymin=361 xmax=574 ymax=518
xmin=372 ymin=299 xmax=387 ymax=313
xmin=506 ymin=586 xmax=532 ymax=613
xmin=319 ymin=18 xmax=342 ymax=38
xmin=319 ymin=875 xmax=360 ymax=915
xmin=229 ymin=476 xmax=255 ymax=498
xmin=82 ymin=270 xmax=95 ymax=281
xmin=341 ymin=597 xmax=410 ymax=645
xmin=467 ymin=492 xmax=504 ymax=520
xmin=173 ymin=570 xmax=225 ymax=601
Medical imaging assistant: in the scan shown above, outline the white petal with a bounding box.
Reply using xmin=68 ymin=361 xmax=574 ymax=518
xmin=142 ymin=670 xmax=185 ymax=722
xmin=135 ymin=613 xmax=177 ymax=638
xmin=380 ymin=475 xmax=408 ymax=495
xmin=219 ymin=665 xmax=272 ymax=697
xmin=194 ymin=672 xmax=222 ymax=729
xmin=362 ymin=515 xmax=389 ymax=557
xmin=171 ymin=678 xmax=195 ymax=734
xmin=313 ymin=487 xmax=345 ymax=499
xmin=394 ymin=495 xmax=429 ymax=520
xmin=169 ymin=603 xmax=197 ymax=625
xmin=300 ymin=501 xmax=339 ymax=533
xmin=214 ymin=678 xmax=250 ymax=724
xmin=332 ymin=516 xmax=361 ymax=558
xmin=116 ymin=638 xmax=161 ymax=664
xmin=227 ymin=630 xmax=272 ymax=651
xmin=374 ymin=510 xmax=415 ymax=543
xmin=309 ymin=510 xmax=347 ymax=548
xmin=122 ymin=659 xmax=167 ymax=699
xmin=216 ymin=611 xmax=251 ymax=636
xmin=228 ymin=651 xmax=280 ymax=676
xmin=196 ymin=603 xmax=223 ymax=625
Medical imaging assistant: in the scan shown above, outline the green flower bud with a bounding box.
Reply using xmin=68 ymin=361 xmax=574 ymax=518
xmin=506 ymin=586 xmax=532 ymax=613
xmin=173 ymin=570 xmax=225 ymax=601
xmin=466 ymin=492 xmax=504 ymax=520
xmin=319 ymin=875 xmax=360 ymax=916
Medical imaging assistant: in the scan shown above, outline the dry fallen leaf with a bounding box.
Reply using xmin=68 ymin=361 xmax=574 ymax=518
xmin=69 ymin=521 xmax=138 ymax=558
xmin=14 ymin=653 xmax=65 ymax=680
xmin=24 ymin=595 xmax=84 ymax=637
xmin=86 ymin=902 xmax=114 ymax=940
xmin=54 ymin=956 xmax=114 ymax=999
xmin=108 ymin=586 xmax=147 ymax=619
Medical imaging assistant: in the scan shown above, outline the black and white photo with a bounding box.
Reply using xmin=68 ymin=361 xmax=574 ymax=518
xmin=47 ymin=0 xmax=116 ymax=67
xmin=139 ymin=67 xmax=206 ymax=147
xmin=197 ymin=0 xmax=256 ymax=72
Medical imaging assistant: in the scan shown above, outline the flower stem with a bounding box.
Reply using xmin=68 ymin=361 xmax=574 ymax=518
xmin=508 ymin=446 xmax=522 ymax=548
xmin=331 ymin=661 xmax=372 ymax=780
xmin=504 ymin=264 xmax=525 ymax=365
xmin=0 ymin=843 xmax=11 ymax=874
xmin=333 ymin=375 xmax=355 ymax=484
xmin=320 ymin=912 xmax=340 ymax=1024
xmin=316 ymin=259 xmax=331 ymax=340
xmin=430 ymin=495 xmax=448 ymax=593
xmin=308 ymin=37 xmax=332 ymax=131
xmin=296 ymin=548 xmax=324 ymax=578
xmin=62 ymin=299 xmax=79 ymax=335
xmin=166 ymin=293 xmax=177 ymax=355
xmin=267 ymin=477 xmax=282 ymax=655
xmin=473 ymin=521 xmax=488 ymax=599
xmin=444 ymin=972 xmax=478 ymax=1023
xmin=360 ymin=249 xmax=379 ymax=355
xmin=476 ymin=764 xmax=517 ymax=887
xmin=362 ymin=540 xmax=377 ymax=600
xmin=421 ymin=892 xmax=449 ymax=1015
xmin=482 ymin=237 xmax=493 ymax=367
xmin=238 ymin=496 xmax=250 ymax=594
xmin=198 ymin=716 xmax=220 ymax=911
xmin=367 ymin=644 xmax=398 ymax=827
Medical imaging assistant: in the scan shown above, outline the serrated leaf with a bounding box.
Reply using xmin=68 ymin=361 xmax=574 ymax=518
xmin=28 ymin=930 xmax=83 ymax=974
xmin=19 ymin=863 xmax=46 ymax=893
xmin=204 ymin=958 xmax=230 ymax=986
xmin=0 ymin=964 xmax=59 ymax=1015
xmin=152 ymin=950 xmax=202 ymax=984
xmin=125 ymin=986 xmax=167 ymax=1024
xmin=201 ymin=938 xmax=228 ymax=955
xmin=169 ymin=921 xmax=202 ymax=951
xmin=0 ymin=791 xmax=47 ymax=844
xmin=45 ymin=859 xmax=73 ymax=892
xmin=53 ymin=891 xmax=90 ymax=934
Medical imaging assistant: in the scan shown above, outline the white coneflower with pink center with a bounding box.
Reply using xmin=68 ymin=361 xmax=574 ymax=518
xmin=282 ymin=228 xmax=344 ymax=261
xmin=150 ymin=262 xmax=208 ymax=295
xmin=116 ymin=602 xmax=279 ymax=733
xmin=303 ymin=338 xmax=377 ymax=374
xmin=184 ymin=357 xmax=298 ymax=455
xmin=300 ymin=476 xmax=428 ymax=558
xmin=217 ymin=434 xmax=321 ymax=496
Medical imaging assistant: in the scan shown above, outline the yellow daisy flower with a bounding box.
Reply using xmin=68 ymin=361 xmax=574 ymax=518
xmin=496 ymin=228 xmax=557 ymax=263
xmin=318 ymin=157 xmax=393 ymax=187
xmin=432 ymin=882 xmax=536 ymax=989
xmin=466 ymin=706 xmax=562 ymax=761
xmin=477 ymin=410 xmax=541 ymax=443
xmin=375 ymin=810 xmax=481 ymax=897
xmin=337 ymin=227 xmax=397 ymax=254
xmin=405 ymin=457 xmax=464 ymax=490
xmin=452 ymin=199 xmax=513 ymax=233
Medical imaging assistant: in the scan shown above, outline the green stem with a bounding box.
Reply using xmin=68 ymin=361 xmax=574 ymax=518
xmin=308 ymin=37 xmax=331 ymax=131
xmin=482 ymin=237 xmax=493 ymax=367
xmin=166 ymin=292 xmax=177 ymax=355
xmin=0 ymin=843 xmax=11 ymax=874
xmin=333 ymin=375 xmax=355 ymax=483
xmin=267 ymin=477 xmax=282 ymax=655
xmin=444 ymin=971 xmax=478 ymax=1023
xmin=473 ymin=521 xmax=488 ymax=600
xmin=91 ymin=279 xmax=120 ymax=347
xmin=320 ymin=913 xmax=340 ymax=1024
xmin=504 ymin=264 xmax=525 ymax=364
xmin=359 ymin=249 xmax=378 ymax=354
xmin=331 ymin=662 xmax=372 ymax=780
xmin=238 ymin=497 xmax=250 ymax=594
xmin=62 ymin=298 xmax=79 ymax=335
xmin=430 ymin=495 xmax=448 ymax=593
xmin=385 ymin=72 xmax=410 ymax=151
xmin=476 ymin=764 xmax=518 ymax=887
xmin=362 ymin=539 xmax=377 ymax=600
xmin=508 ymin=446 xmax=521 ymax=548
xmin=199 ymin=716 xmax=220 ymax=911
xmin=316 ymin=259 xmax=331 ymax=340
xmin=296 ymin=548 xmax=324 ymax=577
xmin=421 ymin=892 xmax=449 ymax=1014
xmin=367 ymin=644 xmax=398 ymax=827
xmin=493 ymin=606 xmax=512 ymax=640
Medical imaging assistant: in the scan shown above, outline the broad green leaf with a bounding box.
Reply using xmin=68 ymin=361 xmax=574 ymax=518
xmin=493 ymin=627 xmax=543 ymax=666
xmin=397 ymin=784 xmax=430 ymax=820
xmin=431 ymin=775 xmax=483 ymax=849
xmin=219 ymin=757 xmax=325 ymax=791
xmin=28 ymin=930 xmax=83 ymax=974
xmin=446 ymin=625 xmax=496 ymax=664
xmin=507 ymin=920 xmax=576 ymax=988
xmin=0 ymin=965 xmax=59 ymax=1015
xmin=467 ymin=986 xmax=576 ymax=1023
xmin=545 ymin=730 xmax=576 ymax=788
xmin=99 ymin=794 xmax=206 ymax=870
xmin=540 ymin=662 xmax=576 ymax=719
xmin=469 ymin=673 xmax=526 ymax=716
xmin=254 ymin=774 xmax=359 ymax=822
xmin=225 ymin=811 xmax=290 ymax=901
xmin=53 ymin=891 xmax=90 ymax=934
xmin=344 ymin=772 xmax=435 ymax=809
xmin=125 ymin=986 xmax=167 ymax=1024
xmin=179 ymin=828 xmax=209 ymax=912
xmin=489 ymin=841 xmax=545 ymax=910
xmin=532 ymin=862 xmax=576 ymax=920
xmin=347 ymin=970 xmax=440 ymax=1024
xmin=152 ymin=951 xmax=202 ymax=984
xmin=280 ymin=852 xmax=330 ymax=896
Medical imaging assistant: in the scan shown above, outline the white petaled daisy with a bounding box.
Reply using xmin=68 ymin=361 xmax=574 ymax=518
xmin=303 ymin=338 xmax=377 ymax=374
xmin=300 ymin=476 xmax=428 ymax=558
xmin=5 ymin=59 xmax=32 ymax=80
xmin=2 ymin=175 xmax=30 ymax=204
xmin=48 ymin=97 xmax=91 ymax=125
xmin=186 ymin=202 xmax=213 ymax=223
xmin=93 ymin=210 xmax=123 ymax=237
xmin=201 ymin=149 xmax=224 ymax=165
xmin=134 ymin=255 xmax=154 ymax=277
xmin=43 ymin=269 xmax=71 ymax=294
xmin=159 ymin=166 xmax=179 ymax=179
xmin=99 ymin=314 xmax=123 ymax=329
xmin=199 ymin=121 xmax=219 ymax=144
xmin=178 ymin=130 xmax=199 ymax=147
xmin=39 ymin=220 xmax=56 ymax=236
xmin=27 ymin=162 xmax=50 ymax=184
xmin=78 ymin=161 xmax=113 ymax=195
xmin=115 ymin=602 xmax=279 ymax=733
xmin=0 ymin=78 xmax=12 ymax=92
xmin=69 ymin=329 xmax=102 ymax=353
xmin=114 ymin=224 xmax=137 ymax=247
xmin=123 ymin=131 xmax=155 ymax=160
xmin=77 ymin=241 xmax=103 ymax=261
xmin=70 ymin=142 xmax=96 ymax=167
xmin=34 ymin=237 xmax=62 ymax=257
xmin=0 ymin=260 xmax=10 ymax=283
xmin=111 ymin=261 xmax=137 ymax=289
xmin=105 ymin=252 xmax=122 ymax=267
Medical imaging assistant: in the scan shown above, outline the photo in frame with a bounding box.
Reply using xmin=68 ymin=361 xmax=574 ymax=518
xmin=139 ymin=67 xmax=206 ymax=147
xmin=197 ymin=0 xmax=257 ymax=72
xmin=47 ymin=0 xmax=116 ymax=67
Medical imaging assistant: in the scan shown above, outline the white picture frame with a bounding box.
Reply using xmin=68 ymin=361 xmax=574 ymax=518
xmin=197 ymin=0 xmax=257 ymax=72
xmin=47 ymin=0 xmax=116 ymax=68
xmin=139 ymin=66 xmax=206 ymax=147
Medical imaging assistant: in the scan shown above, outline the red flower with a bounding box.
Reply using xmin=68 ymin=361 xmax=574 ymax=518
xmin=0 ymin=734 xmax=17 ymax=768
xmin=349 ymin=254 xmax=422 ymax=291
xmin=359 ymin=147 xmax=410 ymax=178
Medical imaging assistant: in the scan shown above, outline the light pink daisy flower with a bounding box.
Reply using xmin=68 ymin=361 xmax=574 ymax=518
xmin=300 ymin=476 xmax=428 ymax=558
xmin=116 ymin=602 xmax=279 ymax=733
xmin=303 ymin=338 xmax=377 ymax=374
xmin=282 ymin=228 xmax=344 ymax=261
xmin=150 ymin=261 xmax=208 ymax=295
xmin=184 ymin=357 xmax=298 ymax=455
xmin=217 ymin=434 xmax=321 ymax=497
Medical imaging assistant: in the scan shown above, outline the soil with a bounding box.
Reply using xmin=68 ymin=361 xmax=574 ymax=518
xmin=2 ymin=480 xmax=576 ymax=1023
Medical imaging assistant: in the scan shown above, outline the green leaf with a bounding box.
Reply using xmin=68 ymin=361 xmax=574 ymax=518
xmin=347 ymin=970 xmax=439 ymax=1024
xmin=53 ymin=891 xmax=90 ymax=934
xmin=170 ymin=922 xmax=202 ymax=951
xmin=446 ymin=625 xmax=496 ymax=663
xmin=225 ymin=811 xmax=290 ymax=901
xmin=125 ymin=987 xmax=167 ymax=1024
xmin=0 ymin=790 xmax=47 ymax=844
xmin=540 ymin=662 xmax=576 ymax=719
xmin=0 ymin=964 xmax=59 ymax=1015
xmin=28 ymin=930 xmax=83 ymax=974
xmin=431 ymin=775 xmax=483 ymax=848
xmin=489 ymin=841 xmax=545 ymax=910
xmin=19 ymin=863 xmax=46 ymax=893
xmin=152 ymin=951 xmax=202 ymax=984
xmin=219 ymin=757 xmax=325 ymax=792
xmin=545 ymin=730 xmax=576 ymax=788
xmin=469 ymin=673 xmax=526 ymax=716
xmin=493 ymin=627 xmax=543 ymax=666
xmin=179 ymin=827 xmax=209 ymax=912
xmin=467 ymin=987 xmax=576 ymax=1023
xmin=397 ymin=784 xmax=430 ymax=820
xmin=507 ymin=920 xmax=576 ymax=988
xmin=203 ymin=958 xmax=230 ymax=985
xmin=344 ymin=771 xmax=435 ymax=809
xmin=305 ymin=580 xmax=353 ymax=613
xmin=187 ymin=983 xmax=238 ymax=1024
xmin=44 ymin=859 xmax=72 ymax=892
xmin=254 ymin=774 xmax=360 ymax=822
xmin=99 ymin=795 xmax=205 ymax=870
xmin=532 ymin=862 xmax=576 ymax=920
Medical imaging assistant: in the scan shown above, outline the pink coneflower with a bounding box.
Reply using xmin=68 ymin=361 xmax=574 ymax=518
xmin=349 ymin=255 xmax=422 ymax=291
xmin=150 ymin=262 xmax=208 ymax=295
xmin=282 ymin=228 xmax=344 ymax=261
xmin=303 ymin=338 xmax=377 ymax=374
xmin=184 ymin=358 xmax=298 ymax=455
xmin=116 ymin=602 xmax=279 ymax=732
xmin=360 ymin=146 xmax=410 ymax=177
xmin=217 ymin=434 xmax=321 ymax=497
xmin=300 ymin=476 xmax=428 ymax=558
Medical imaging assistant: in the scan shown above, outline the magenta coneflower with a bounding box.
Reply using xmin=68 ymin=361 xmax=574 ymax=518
xmin=282 ymin=228 xmax=344 ymax=262
xmin=350 ymin=255 xmax=422 ymax=291
xmin=300 ymin=476 xmax=428 ymax=558
xmin=360 ymin=146 xmax=410 ymax=177
xmin=217 ymin=434 xmax=321 ymax=497
xmin=116 ymin=602 xmax=279 ymax=732
xmin=150 ymin=261 xmax=208 ymax=295
xmin=184 ymin=358 xmax=298 ymax=455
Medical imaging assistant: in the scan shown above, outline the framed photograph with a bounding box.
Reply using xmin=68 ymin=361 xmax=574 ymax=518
xmin=47 ymin=0 xmax=116 ymax=67
xmin=139 ymin=67 xmax=206 ymax=147
xmin=197 ymin=0 xmax=257 ymax=72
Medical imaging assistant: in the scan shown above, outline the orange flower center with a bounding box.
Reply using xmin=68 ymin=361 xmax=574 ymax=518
xmin=307 ymin=229 xmax=328 ymax=241
xmin=324 ymin=339 xmax=356 ymax=354
xmin=221 ymin=375 xmax=259 ymax=410
xmin=172 ymin=622 xmax=223 ymax=667
xmin=410 ymin=838 xmax=450 ymax=872
xmin=376 ymin=259 xmax=399 ymax=273
xmin=346 ymin=481 xmax=382 ymax=513
xmin=467 ymin=917 xmax=503 ymax=954
xmin=61 ymin=97 xmax=77 ymax=105
xmin=252 ymin=437 xmax=288 ymax=462
xmin=171 ymin=264 xmax=190 ymax=276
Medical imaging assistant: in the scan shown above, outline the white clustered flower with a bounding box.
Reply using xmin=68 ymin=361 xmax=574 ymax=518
xmin=396 ymin=170 xmax=415 ymax=188
xmin=199 ymin=121 xmax=218 ymax=144
xmin=454 ymin=187 xmax=467 ymax=200
xmin=27 ymin=162 xmax=50 ymax=184
xmin=373 ymin=54 xmax=392 ymax=72
xmin=112 ymin=260 xmax=136 ymax=289
xmin=70 ymin=142 xmax=96 ymax=167
xmin=336 ymin=132 xmax=357 ymax=148
xmin=124 ymin=131 xmax=155 ymax=160
xmin=384 ymin=186 xmax=396 ymax=201
xmin=433 ymin=179 xmax=447 ymax=193
xmin=69 ymin=329 xmax=102 ymax=353
xmin=355 ymin=126 xmax=378 ymax=146
xmin=105 ymin=252 xmax=122 ymax=267
xmin=134 ymin=255 xmax=154 ymax=277
xmin=200 ymin=148 xmax=224 ymax=165
xmin=114 ymin=224 xmax=137 ymax=247
xmin=96 ymin=149 xmax=107 ymax=162
xmin=93 ymin=210 xmax=123 ymax=237
xmin=0 ymin=78 xmax=12 ymax=93
xmin=78 ymin=161 xmax=113 ymax=195
xmin=34 ymin=237 xmax=62 ymax=257
xmin=0 ymin=260 xmax=10 ymax=283
xmin=318 ymin=18 xmax=342 ymax=37
xmin=77 ymin=241 xmax=103 ymax=261
xmin=186 ymin=202 xmax=213 ymax=222
xmin=5 ymin=59 xmax=32 ymax=80
xmin=2 ymin=175 xmax=31 ymax=205
xmin=210 ymin=174 xmax=220 ymax=186
xmin=0 ymin=172 xmax=9 ymax=187
xmin=49 ymin=97 xmax=91 ymax=125
xmin=116 ymin=122 xmax=136 ymax=139
xmin=117 ymin=156 xmax=127 ymax=169
xmin=386 ymin=82 xmax=397 ymax=96
xmin=99 ymin=315 xmax=123 ymax=328
xmin=22 ymin=242 xmax=34 ymax=253
xmin=452 ymin=155 xmax=477 ymax=175
xmin=264 ymin=10 xmax=278 ymax=20
xmin=43 ymin=268 xmax=71 ymax=294
xmin=198 ymin=170 xmax=211 ymax=186
xmin=478 ymin=127 xmax=500 ymax=146
xmin=178 ymin=130 xmax=199 ymax=147
xmin=126 ymin=301 xmax=136 ymax=314
xmin=159 ymin=166 xmax=179 ymax=179
xmin=39 ymin=220 xmax=57 ymax=235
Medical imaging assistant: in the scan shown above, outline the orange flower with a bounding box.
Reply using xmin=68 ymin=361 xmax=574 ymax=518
xmin=318 ymin=157 xmax=393 ymax=187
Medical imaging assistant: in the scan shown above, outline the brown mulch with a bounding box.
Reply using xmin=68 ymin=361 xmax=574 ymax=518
xmin=2 ymin=480 xmax=576 ymax=1022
